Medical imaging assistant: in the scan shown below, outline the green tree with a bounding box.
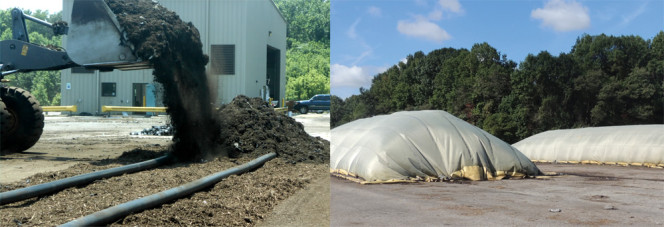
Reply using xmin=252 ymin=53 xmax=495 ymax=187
xmin=273 ymin=0 xmax=330 ymax=101
xmin=285 ymin=41 xmax=329 ymax=100
xmin=331 ymin=32 xmax=664 ymax=143
xmin=330 ymin=95 xmax=345 ymax=128
xmin=647 ymin=31 xmax=664 ymax=120
xmin=1 ymin=9 xmax=63 ymax=106
xmin=273 ymin=0 xmax=329 ymax=48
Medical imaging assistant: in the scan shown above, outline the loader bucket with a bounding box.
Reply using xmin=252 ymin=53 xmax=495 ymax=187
xmin=66 ymin=0 xmax=150 ymax=70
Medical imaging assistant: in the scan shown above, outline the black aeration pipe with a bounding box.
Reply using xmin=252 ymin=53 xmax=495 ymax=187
xmin=0 ymin=155 xmax=173 ymax=205
xmin=60 ymin=152 xmax=277 ymax=227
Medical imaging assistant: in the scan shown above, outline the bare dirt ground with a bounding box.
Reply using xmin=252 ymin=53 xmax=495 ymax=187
xmin=1 ymin=113 xmax=330 ymax=226
xmin=0 ymin=115 xmax=172 ymax=184
xmin=258 ymin=112 xmax=330 ymax=227
xmin=331 ymin=163 xmax=664 ymax=226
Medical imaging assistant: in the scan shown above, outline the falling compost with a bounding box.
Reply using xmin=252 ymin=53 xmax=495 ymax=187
xmin=105 ymin=0 xmax=218 ymax=160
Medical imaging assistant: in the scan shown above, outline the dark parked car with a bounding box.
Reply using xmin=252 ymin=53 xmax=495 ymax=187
xmin=293 ymin=94 xmax=330 ymax=114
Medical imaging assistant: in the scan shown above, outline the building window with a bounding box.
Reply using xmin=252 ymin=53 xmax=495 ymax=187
xmin=72 ymin=66 xmax=94 ymax=74
xmin=210 ymin=44 xmax=235 ymax=75
xmin=101 ymin=83 xmax=116 ymax=97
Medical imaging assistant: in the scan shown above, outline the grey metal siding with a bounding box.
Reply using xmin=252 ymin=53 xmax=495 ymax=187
xmin=61 ymin=0 xmax=287 ymax=111
xmin=61 ymin=69 xmax=99 ymax=114
xmin=210 ymin=0 xmax=247 ymax=104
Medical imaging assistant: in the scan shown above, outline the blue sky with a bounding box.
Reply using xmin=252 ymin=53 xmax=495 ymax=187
xmin=331 ymin=0 xmax=664 ymax=99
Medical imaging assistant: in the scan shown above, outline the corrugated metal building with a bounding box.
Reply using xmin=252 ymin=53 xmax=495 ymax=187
xmin=60 ymin=0 xmax=287 ymax=114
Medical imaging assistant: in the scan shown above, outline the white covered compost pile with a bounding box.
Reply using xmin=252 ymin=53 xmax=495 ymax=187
xmin=330 ymin=110 xmax=541 ymax=182
xmin=513 ymin=125 xmax=664 ymax=167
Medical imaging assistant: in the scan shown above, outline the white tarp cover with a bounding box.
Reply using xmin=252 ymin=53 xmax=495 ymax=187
xmin=330 ymin=110 xmax=541 ymax=182
xmin=513 ymin=125 xmax=664 ymax=167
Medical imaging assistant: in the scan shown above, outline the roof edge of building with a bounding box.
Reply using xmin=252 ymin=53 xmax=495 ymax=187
xmin=268 ymin=0 xmax=288 ymax=25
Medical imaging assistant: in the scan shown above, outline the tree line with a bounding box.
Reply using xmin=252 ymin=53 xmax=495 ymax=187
xmin=1 ymin=9 xmax=63 ymax=106
xmin=332 ymin=32 xmax=664 ymax=143
xmin=274 ymin=0 xmax=330 ymax=101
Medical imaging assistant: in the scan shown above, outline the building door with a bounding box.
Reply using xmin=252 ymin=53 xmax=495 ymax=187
xmin=266 ymin=45 xmax=280 ymax=105
xmin=132 ymin=83 xmax=147 ymax=114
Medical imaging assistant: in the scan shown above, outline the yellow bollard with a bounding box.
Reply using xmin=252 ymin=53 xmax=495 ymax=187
xmin=42 ymin=105 xmax=77 ymax=112
xmin=101 ymin=106 xmax=167 ymax=113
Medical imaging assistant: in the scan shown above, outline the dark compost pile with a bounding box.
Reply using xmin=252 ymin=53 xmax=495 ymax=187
xmin=217 ymin=95 xmax=329 ymax=164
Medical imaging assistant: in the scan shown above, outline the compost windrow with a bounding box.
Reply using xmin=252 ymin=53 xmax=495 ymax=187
xmin=105 ymin=0 xmax=217 ymax=160
xmin=217 ymin=96 xmax=329 ymax=164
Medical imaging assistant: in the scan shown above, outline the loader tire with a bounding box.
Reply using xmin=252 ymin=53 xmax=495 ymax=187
xmin=299 ymin=106 xmax=308 ymax=114
xmin=1 ymin=87 xmax=44 ymax=155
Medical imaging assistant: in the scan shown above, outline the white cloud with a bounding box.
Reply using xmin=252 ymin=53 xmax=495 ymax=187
xmin=397 ymin=16 xmax=451 ymax=43
xmin=331 ymin=64 xmax=390 ymax=98
xmin=367 ymin=6 xmax=382 ymax=17
xmin=331 ymin=64 xmax=370 ymax=88
xmin=428 ymin=9 xmax=443 ymax=20
xmin=331 ymin=64 xmax=387 ymax=88
xmin=531 ymin=0 xmax=590 ymax=32
xmin=401 ymin=58 xmax=408 ymax=64
xmin=347 ymin=18 xmax=361 ymax=39
xmin=428 ymin=0 xmax=463 ymax=20
xmin=398 ymin=0 xmax=461 ymax=42
xmin=439 ymin=0 xmax=463 ymax=13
